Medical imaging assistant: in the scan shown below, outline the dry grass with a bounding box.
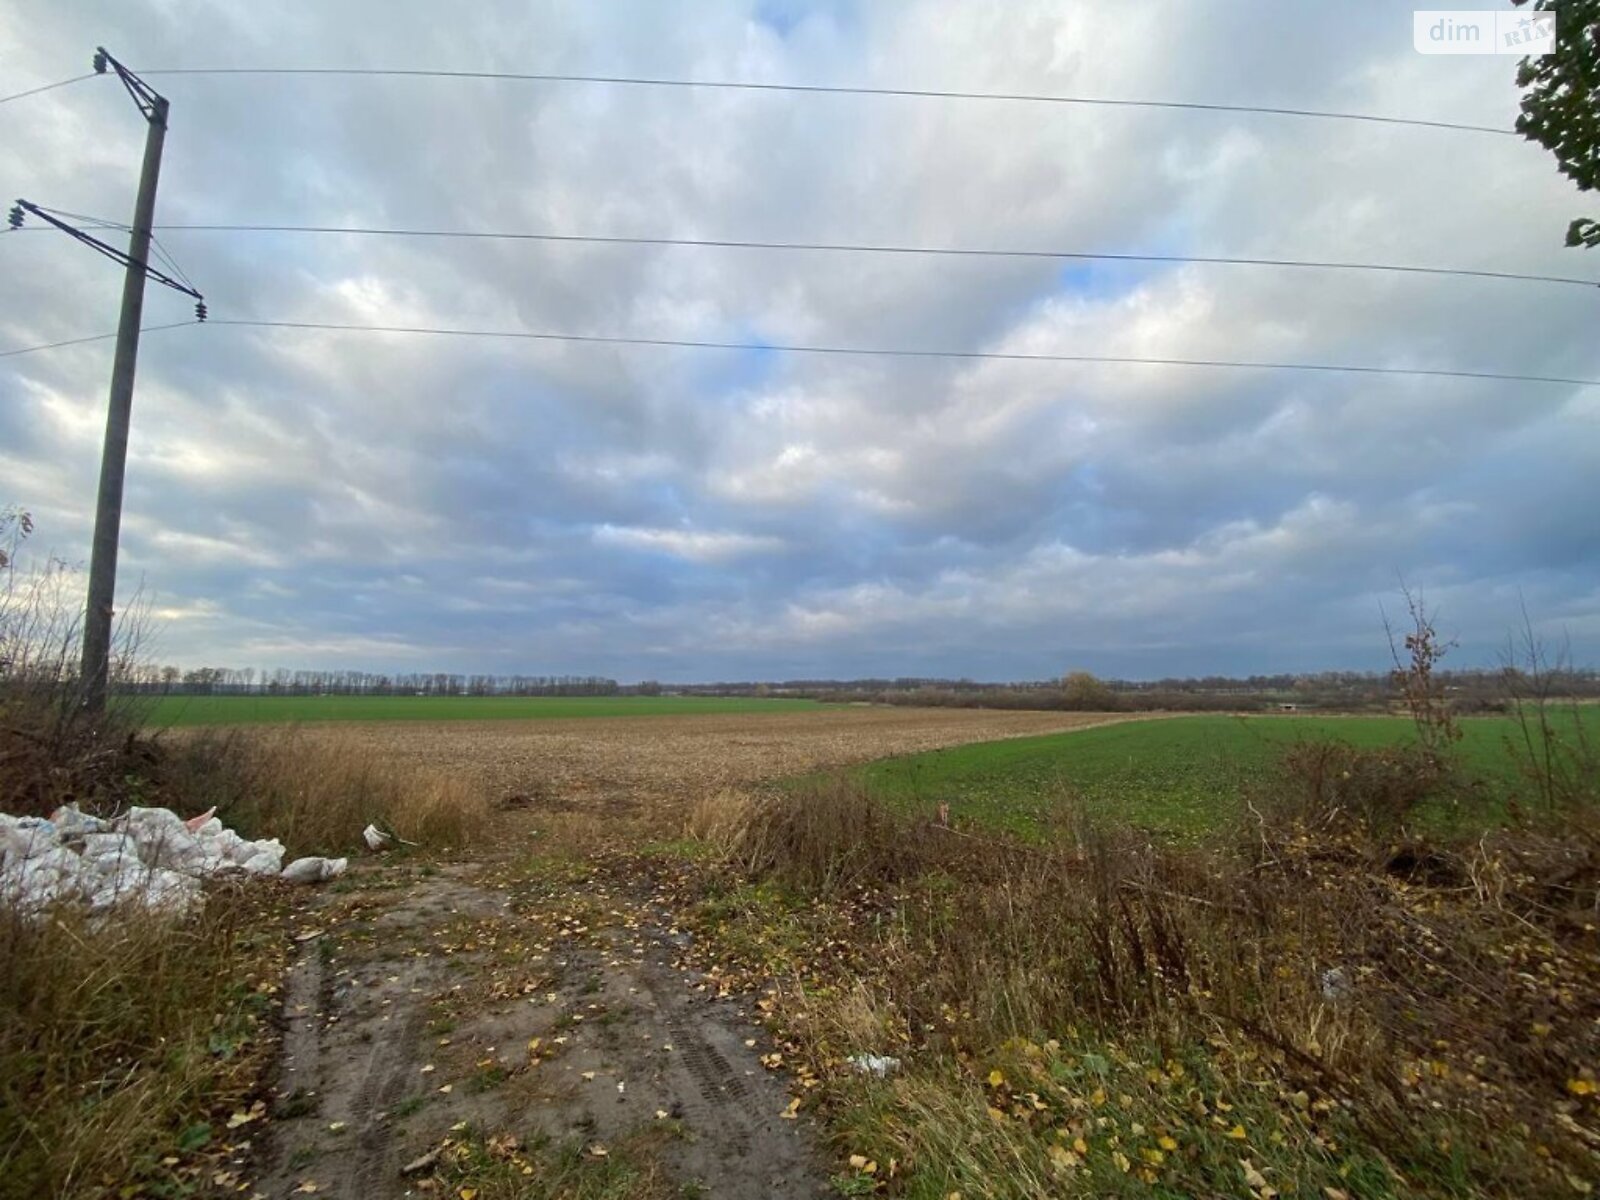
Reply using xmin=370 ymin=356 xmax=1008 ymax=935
xmin=306 ymin=708 xmax=1138 ymax=817
xmin=697 ymin=768 xmax=1600 ymax=1197
xmin=160 ymin=727 xmax=492 ymax=856
xmin=0 ymin=885 xmax=285 ymax=1195
xmin=684 ymin=787 xmax=763 ymax=858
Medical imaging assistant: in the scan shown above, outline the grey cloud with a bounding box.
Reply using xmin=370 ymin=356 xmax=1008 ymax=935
xmin=3 ymin=0 xmax=1597 ymax=679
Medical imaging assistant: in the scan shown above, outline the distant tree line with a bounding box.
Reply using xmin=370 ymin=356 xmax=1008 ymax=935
xmin=663 ymin=667 xmax=1600 ymax=714
xmin=122 ymin=667 xmax=620 ymax=697
xmin=118 ymin=665 xmax=1600 ymax=710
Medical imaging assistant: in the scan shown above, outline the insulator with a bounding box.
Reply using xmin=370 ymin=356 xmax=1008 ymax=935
xmin=93 ymin=50 xmax=108 ymax=74
xmin=7 ymin=205 xmax=22 ymax=230
xmin=194 ymin=301 xmax=208 ymax=323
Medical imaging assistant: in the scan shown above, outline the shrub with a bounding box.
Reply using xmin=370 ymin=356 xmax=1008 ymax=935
xmin=1059 ymin=670 xmax=1119 ymax=711
xmin=1273 ymin=738 xmax=1451 ymax=839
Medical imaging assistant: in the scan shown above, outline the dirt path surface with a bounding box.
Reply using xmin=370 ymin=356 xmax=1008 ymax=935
xmin=302 ymin=707 xmax=1136 ymax=811
xmin=252 ymin=856 xmax=830 ymax=1199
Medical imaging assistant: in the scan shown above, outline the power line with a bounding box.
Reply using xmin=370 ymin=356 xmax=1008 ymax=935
xmin=0 ymin=73 xmax=96 ymax=105
xmin=7 ymin=316 xmax=1594 ymax=387
xmin=203 ymin=318 xmax=1600 ymax=387
xmin=141 ymin=222 xmax=1599 ymax=291
xmin=138 ymin=67 xmax=1516 ymax=136
xmin=0 ymin=320 xmax=195 ymax=359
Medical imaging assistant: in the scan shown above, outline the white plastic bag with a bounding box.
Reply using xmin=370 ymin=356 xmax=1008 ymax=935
xmin=1 ymin=846 xmax=85 ymax=911
xmin=49 ymin=803 xmax=110 ymax=838
xmin=0 ymin=814 xmax=58 ymax=865
xmin=281 ymin=856 xmax=349 ymax=884
xmin=120 ymin=807 xmax=207 ymax=874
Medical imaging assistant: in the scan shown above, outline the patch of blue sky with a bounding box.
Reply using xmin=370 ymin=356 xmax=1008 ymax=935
xmin=695 ymin=324 xmax=785 ymax=398
xmin=753 ymin=0 xmax=857 ymax=40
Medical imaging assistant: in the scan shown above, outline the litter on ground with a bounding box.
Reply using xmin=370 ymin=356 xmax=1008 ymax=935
xmin=847 ymin=1054 xmax=902 ymax=1077
xmin=0 ymin=802 xmax=348 ymax=916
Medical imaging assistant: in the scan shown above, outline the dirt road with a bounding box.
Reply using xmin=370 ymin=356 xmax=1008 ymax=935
xmin=253 ymin=856 xmax=830 ymax=1198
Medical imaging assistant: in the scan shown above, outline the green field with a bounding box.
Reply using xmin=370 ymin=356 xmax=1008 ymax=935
xmin=854 ymin=712 xmax=1599 ymax=839
xmin=141 ymin=693 xmax=823 ymax=727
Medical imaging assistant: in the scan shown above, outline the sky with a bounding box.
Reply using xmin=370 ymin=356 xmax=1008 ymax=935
xmin=1 ymin=1 xmax=1597 ymax=682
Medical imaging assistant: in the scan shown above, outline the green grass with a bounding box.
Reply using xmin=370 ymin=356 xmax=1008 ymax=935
xmin=852 ymin=711 xmax=1600 ymax=839
xmin=141 ymin=693 xmax=822 ymax=728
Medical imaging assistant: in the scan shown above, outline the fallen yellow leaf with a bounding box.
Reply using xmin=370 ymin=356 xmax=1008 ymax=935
xmin=1241 ymin=1159 xmax=1276 ymax=1197
xmin=1567 ymin=1079 xmax=1596 ymax=1097
xmin=1047 ymin=1144 xmax=1081 ymax=1171
xmin=987 ymin=1069 xmax=1005 ymax=1088
xmin=1227 ymin=1124 xmax=1248 ymax=1140
xmin=1158 ymin=1135 xmax=1178 ymax=1152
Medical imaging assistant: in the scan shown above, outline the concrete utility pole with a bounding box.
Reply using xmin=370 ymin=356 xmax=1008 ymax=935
xmin=81 ymin=49 xmax=173 ymax=713
xmin=12 ymin=53 xmax=206 ymax=709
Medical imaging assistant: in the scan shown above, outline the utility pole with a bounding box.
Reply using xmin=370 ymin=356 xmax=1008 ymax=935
xmin=11 ymin=49 xmax=204 ymax=712
xmin=81 ymin=47 xmax=168 ymax=713
xmin=27 ymin=47 xmax=188 ymax=715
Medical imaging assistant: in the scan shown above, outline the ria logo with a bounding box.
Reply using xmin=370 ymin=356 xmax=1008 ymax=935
xmin=1413 ymin=9 xmax=1556 ymax=55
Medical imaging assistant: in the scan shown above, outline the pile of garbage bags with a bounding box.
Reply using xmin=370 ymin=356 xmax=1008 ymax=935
xmin=0 ymin=803 xmax=348 ymax=916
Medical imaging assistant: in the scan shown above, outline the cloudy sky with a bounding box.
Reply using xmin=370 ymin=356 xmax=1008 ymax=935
xmin=2 ymin=1 xmax=1596 ymax=681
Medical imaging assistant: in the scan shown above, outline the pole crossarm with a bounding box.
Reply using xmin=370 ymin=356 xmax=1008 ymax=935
xmin=94 ymin=46 xmax=166 ymax=125
xmin=11 ymin=201 xmax=204 ymax=306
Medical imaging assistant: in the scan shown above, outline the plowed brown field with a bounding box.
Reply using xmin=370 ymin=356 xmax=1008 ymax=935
xmin=313 ymin=707 xmax=1136 ymax=810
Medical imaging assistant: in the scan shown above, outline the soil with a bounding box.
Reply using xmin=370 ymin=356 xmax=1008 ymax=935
xmin=298 ymin=706 xmax=1134 ymax=812
xmin=251 ymin=860 xmax=831 ymax=1198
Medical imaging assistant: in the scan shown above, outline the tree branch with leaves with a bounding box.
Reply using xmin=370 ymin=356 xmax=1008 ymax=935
xmin=1514 ymin=0 xmax=1600 ymax=247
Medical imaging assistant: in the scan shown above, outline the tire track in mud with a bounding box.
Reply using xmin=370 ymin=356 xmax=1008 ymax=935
xmin=251 ymin=865 xmax=828 ymax=1198
xmin=252 ymin=873 xmax=504 ymax=1198
xmin=344 ymin=960 xmax=430 ymax=1188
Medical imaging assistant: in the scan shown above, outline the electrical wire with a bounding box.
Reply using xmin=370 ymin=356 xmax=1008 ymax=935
xmin=0 ymin=73 xmax=96 ymax=105
xmin=7 ymin=316 xmax=1593 ymax=387
xmin=142 ymin=222 xmax=1599 ymax=291
xmin=199 ymin=318 xmax=1600 ymax=387
xmin=0 ymin=321 xmax=195 ymax=359
xmin=137 ymin=66 xmax=1516 ymax=136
